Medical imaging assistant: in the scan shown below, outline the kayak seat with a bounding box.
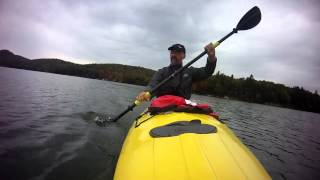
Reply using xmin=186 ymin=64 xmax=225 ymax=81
xmin=149 ymin=120 xmax=217 ymax=138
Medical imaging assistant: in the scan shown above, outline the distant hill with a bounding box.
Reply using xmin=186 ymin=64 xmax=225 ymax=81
xmin=0 ymin=50 xmax=155 ymax=85
xmin=0 ymin=49 xmax=319 ymax=113
xmin=84 ymin=64 xmax=154 ymax=85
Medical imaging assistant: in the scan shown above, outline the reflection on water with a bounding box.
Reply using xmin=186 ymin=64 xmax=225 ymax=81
xmin=0 ymin=67 xmax=319 ymax=180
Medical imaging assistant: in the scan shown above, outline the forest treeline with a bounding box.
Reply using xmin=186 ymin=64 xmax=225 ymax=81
xmin=192 ymin=73 xmax=319 ymax=113
xmin=1 ymin=49 xmax=319 ymax=113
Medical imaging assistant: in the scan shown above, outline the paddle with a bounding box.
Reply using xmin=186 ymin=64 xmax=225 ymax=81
xmin=95 ymin=6 xmax=261 ymax=125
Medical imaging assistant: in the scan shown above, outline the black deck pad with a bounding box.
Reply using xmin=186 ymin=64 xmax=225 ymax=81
xmin=150 ymin=120 xmax=217 ymax=138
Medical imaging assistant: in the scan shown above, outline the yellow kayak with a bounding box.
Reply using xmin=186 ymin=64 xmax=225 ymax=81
xmin=114 ymin=112 xmax=271 ymax=180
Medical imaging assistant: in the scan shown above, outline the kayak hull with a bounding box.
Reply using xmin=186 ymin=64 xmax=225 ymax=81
xmin=114 ymin=112 xmax=271 ymax=180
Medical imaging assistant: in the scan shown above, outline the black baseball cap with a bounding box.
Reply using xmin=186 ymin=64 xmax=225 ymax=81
xmin=168 ymin=44 xmax=185 ymax=53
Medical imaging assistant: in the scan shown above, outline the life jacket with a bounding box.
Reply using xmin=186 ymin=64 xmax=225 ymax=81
xmin=148 ymin=95 xmax=219 ymax=119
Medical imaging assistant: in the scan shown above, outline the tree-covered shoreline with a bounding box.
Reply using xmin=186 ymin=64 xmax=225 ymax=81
xmin=1 ymin=49 xmax=319 ymax=113
xmin=192 ymin=72 xmax=319 ymax=113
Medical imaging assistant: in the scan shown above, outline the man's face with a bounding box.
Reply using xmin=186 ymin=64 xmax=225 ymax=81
xmin=170 ymin=51 xmax=185 ymax=65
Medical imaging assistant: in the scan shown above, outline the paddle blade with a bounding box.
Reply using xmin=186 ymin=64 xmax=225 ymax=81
xmin=95 ymin=114 xmax=113 ymax=126
xmin=236 ymin=6 xmax=261 ymax=31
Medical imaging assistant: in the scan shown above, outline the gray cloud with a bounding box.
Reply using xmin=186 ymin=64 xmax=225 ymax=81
xmin=0 ymin=0 xmax=319 ymax=92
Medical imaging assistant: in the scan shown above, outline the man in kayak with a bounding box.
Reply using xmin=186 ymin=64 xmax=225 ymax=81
xmin=136 ymin=43 xmax=216 ymax=101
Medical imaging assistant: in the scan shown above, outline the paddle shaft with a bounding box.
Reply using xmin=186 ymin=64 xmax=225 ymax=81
xmin=111 ymin=29 xmax=239 ymax=122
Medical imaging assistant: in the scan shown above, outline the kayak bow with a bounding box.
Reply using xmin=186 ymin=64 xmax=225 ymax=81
xmin=114 ymin=112 xmax=271 ymax=180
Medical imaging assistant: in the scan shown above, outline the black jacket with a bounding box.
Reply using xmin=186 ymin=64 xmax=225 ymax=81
xmin=146 ymin=58 xmax=216 ymax=99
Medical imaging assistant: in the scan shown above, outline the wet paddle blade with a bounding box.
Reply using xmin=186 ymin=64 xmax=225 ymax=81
xmin=94 ymin=114 xmax=114 ymax=126
xmin=236 ymin=6 xmax=261 ymax=31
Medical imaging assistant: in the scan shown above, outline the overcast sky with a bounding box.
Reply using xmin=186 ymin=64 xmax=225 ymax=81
xmin=1 ymin=0 xmax=319 ymax=92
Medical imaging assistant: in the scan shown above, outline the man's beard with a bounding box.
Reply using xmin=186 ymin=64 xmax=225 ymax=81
xmin=171 ymin=57 xmax=182 ymax=65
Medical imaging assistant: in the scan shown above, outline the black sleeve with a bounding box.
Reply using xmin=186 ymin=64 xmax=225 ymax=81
xmin=145 ymin=68 xmax=164 ymax=93
xmin=190 ymin=57 xmax=217 ymax=82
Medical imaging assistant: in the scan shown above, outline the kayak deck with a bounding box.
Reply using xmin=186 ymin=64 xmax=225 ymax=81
xmin=114 ymin=112 xmax=271 ymax=180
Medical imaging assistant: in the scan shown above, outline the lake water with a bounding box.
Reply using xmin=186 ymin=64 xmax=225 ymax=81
xmin=0 ymin=67 xmax=319 ymax=180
